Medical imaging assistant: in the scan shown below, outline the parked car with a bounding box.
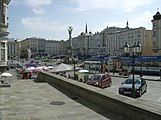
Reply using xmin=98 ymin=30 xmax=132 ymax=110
xmin=9 ymin=63 xmax=22 ymax=69
xmin=118 ymin=77 xmax=147 ymax=97
xmin=119 ymin=69 xmax=130 ymax=76
xmin=86 ymin=73 xmax=112 ymax=88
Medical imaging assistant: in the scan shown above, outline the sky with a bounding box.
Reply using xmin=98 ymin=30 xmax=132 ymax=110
xmin=8 ymin=0 xmax=161 ymax=40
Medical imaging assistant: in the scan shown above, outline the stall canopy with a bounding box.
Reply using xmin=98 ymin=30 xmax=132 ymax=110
xmin=51 ymin=63 xmax=73 ymax=73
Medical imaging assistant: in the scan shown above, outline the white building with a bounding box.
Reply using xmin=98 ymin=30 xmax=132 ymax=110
xmin=88 ymin=32 xmax=101 ymax=54
xmin=72 ymin=24 xmax=102 ymax=56
xmin=0 ymin=0 xmax=10 ymax=72
xmin=102 ymin=24 xmax=152 ymax=56
xmin=7 ymin=39 xmax=20 ymax=61
xmin=45 ymin=40 xmax=59 ymax=56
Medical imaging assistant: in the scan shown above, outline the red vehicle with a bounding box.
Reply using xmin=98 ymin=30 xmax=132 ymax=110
xmin=86 ymin=73 xmax=112 ymax=88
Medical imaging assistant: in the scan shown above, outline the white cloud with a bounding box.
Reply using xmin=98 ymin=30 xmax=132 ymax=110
xmin=10 ymin=0 xmax=53 ymax=6
xmin=70 ymin=0 xmax=153 ymax=12
xmin=21 ymin=17 xmax=86 ymax=39
xmin=11 ymin=0 xmax=53 ymax=14
xmin=25 ymin=0 xmax=53 ymax=15
xmin=121 ymin=0 xmax=152 ymax=12
xmin=103 ymin=11 xmax=153 ymax=29
xmin=21 ymin=17 xmax=67 ymax=31
xmin=33 ymin=8 xmax=45 ymax=14
xmin=24 ymin=0 xmax=53 ymax=7
xmin=129 ymin=11 xmax=153 ymax=29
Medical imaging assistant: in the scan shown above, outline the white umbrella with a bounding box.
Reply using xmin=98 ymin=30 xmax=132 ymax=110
xmin=1 ymin=72 xmax=13 ymax=77
xmin=78 ymin=69 xmax=89 ymax=73
xmin=26 ymin=67 xmax=35 ymax=71
xmin=36 ymin=66 xmax=42 ymax=69
xmin=47 ymin=66 xmax=54 ymax=69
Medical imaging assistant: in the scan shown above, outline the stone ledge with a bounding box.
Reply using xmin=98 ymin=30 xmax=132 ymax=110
xmin=38 ymin=72 xmax=161 ymax=120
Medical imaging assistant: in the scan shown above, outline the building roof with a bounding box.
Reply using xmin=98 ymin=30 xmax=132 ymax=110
xmin=153 ymin=11 xmax=161 ymax=20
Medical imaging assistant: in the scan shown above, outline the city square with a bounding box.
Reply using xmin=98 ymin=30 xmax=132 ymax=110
xmin=1 ymin=0 xmax=161 ymax=120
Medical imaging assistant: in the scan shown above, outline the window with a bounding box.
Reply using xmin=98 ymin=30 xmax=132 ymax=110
xmin=153 ymin=41 xmax=156 ymax=47
xmin=153 ymin=31 xmax=156 ymax=37
xmin=1 ymin=43 xmax=5 ymax=48
xmin=2 ymin=13 xmax=5 ymax=24
xmin=102 ymin=75 xmax=106 ymax=80
xmin=153 ymin=22 xmax=156 ymax=28
xmin=1 ymin=49 xmax=5 ymax=61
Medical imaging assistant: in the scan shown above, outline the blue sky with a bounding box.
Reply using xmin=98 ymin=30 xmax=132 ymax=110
xmin=8 ymin=0 xmax=160 ymax=40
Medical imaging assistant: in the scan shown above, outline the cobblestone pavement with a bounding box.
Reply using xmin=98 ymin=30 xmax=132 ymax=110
xmin=0 ymin=69 xmax=127 ymax=120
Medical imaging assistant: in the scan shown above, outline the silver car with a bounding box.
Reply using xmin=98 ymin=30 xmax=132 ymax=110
xmin=118 ymin=78 xmax=147 ymax=97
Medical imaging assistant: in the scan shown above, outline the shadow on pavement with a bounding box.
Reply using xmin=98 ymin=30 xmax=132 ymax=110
xmin=46 ymin=82 xmax=127 ymax=120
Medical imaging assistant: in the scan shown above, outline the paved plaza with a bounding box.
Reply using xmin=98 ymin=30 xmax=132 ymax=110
xmin=0 ymin=69 xmax=126 ymax=120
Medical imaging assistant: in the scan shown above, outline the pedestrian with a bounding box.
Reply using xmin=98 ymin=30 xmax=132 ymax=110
xmin=113 ymin=68 xmax=115 ymax=75
xmin=102 ymin=63 xmax=106 ymax=73
xmin=160 ymin=69 xmax=161 ymax=80
xmin=68 ymin=74 xmax=71 ymax=78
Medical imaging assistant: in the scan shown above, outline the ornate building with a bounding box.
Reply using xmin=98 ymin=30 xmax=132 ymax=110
xmin=152 ymin=9 xmax=161 ymax=54
xmin=19 ymin=37 xmax=46 ymax=59
xmin=0 ymin=0 xmax=10 ymax=72
xmin=7 ymin=39 xmax=20 ymax=61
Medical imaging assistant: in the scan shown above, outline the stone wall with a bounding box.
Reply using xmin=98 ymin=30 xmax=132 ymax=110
xmin=38 ymin=72 xmax=161 ymax=120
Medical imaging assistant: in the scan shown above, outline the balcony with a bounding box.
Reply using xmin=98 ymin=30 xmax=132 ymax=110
xmin=0 ymin=30 xmax=9 ymax=37
xmin=0 ymin=23 xmax=8 ymax=28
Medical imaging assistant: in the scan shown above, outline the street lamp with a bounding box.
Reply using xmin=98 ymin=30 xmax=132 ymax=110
xmin=136 ymin=42 xmax=142 ymax=77
xmin=123 ymin=41 xmax=142 ymax=98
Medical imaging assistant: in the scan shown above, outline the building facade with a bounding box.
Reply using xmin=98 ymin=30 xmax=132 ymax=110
xmin=7 ymin=39 xmax=20 ymax=61
xmin=19 ymin=37 xmax=63 ymax=58
xmin=102 ymin=26 xmax=153 ymax=56
xmin=19 ymin=38 xmax=31 ymax=59
xmin=45 ymin=40 xmax=59 ymax=56
xmin=20 ymin=37 xmax=47 ymax=58
xmin=58 ymin=40 xmax=66 ymax=56
xmin=88 ymin=32 xmax=101 ymax=54
xmin=0 ymin=0 xmax=10 ymax=72
xmin=71 ymin=24 xmax=102 ymax=56
xmin=7 ymin=11 xmax=161 ymax=60
xmin=152 ymin=10 xmax=161 ymax=55
xmin=72 ymin=33 xmax=91 ymax=56
xmin=71 ymin=23 xmax=153 ymax=57
xmin=37 ymin=38 xmax=46 ymax=57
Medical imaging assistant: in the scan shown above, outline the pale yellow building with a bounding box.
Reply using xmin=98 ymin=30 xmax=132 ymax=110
xmin=102 ymin=25 xmax=153 ymax=57
xmin=20 ymin=37 xmax=44 ymax=59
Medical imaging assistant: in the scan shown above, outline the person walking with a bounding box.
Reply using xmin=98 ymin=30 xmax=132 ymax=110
xmin=160 ymin=69 xmax=161 ymax=80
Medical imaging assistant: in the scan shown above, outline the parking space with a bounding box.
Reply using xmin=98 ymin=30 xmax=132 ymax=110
xmin=103 ymin=77 xmax=161 ymax=107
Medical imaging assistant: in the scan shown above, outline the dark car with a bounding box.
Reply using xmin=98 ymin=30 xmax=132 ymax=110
xmin=86 ymin=73 xmax=112 ymax=88
xmin=118 ymin=78 xmax=147 ymax=97
xmin=119 ymin=69 xmax=130 ymax=76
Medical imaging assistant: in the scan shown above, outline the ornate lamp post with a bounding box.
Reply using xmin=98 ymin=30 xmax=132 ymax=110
xmin=136 ymin=42 xmax=142 ymax=77
xmin=123 ymin=41 xmax=141 ymax=98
